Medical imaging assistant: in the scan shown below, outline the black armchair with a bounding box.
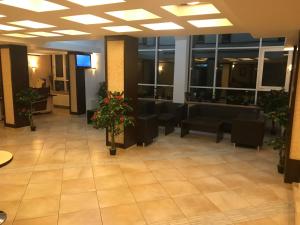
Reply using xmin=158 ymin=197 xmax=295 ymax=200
xmin=136 ymin=100 xmax=159 ymax=146
xmin=231 ymin=113 xmax=265 ymax=150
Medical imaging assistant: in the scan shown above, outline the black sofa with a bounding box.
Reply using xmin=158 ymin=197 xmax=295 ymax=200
xmin=155 ymin=102 xmax=186 ymax=135
xmin=181 ymin=103 xmax=265 ymax=148
xmin=136 ymin=100 xmax=159 ymax=146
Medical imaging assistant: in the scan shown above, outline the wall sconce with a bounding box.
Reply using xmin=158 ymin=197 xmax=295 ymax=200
xmin=91 ymin=53 xmax=97 ymax=75
xmin=28 ymin=56 xmax=38 ymax=73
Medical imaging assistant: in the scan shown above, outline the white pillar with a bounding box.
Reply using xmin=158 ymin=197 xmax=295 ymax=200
xmin=173 ymin=36 xmax=190 ymax=103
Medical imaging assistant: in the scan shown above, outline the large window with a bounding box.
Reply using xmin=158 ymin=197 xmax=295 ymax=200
xmin=138 ymin=36 xmax=175 ymax=100
xmin=188 ymin=33 xmax=292 ymax=105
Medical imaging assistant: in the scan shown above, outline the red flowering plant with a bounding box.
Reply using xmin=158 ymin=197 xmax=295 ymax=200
xmin=92 ymin=91 xmax=134 ymax=155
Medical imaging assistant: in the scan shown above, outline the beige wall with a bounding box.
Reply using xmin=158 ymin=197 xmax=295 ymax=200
xmin=290 ymin=59 xmax=300 ymax=160
xmin=28 ymin=55 xmax=52 ymax=88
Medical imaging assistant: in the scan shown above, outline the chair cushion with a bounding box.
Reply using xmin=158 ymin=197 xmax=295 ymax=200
xmin=158 ymin=113 xmax=175 ymax=122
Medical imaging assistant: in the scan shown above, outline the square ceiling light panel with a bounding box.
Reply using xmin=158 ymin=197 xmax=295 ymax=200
xmin=67 ymin=0 xmax=125 ymax=7
xmin=0 ymin=24 xmax=23 ymax=31
xmin=188 ymin=18 xmax=233 ymax=28
xmin=0 ymin=0 xmax=68 ymax=12
xmin=105 ymin=9 xmax=160 ymax=21
xmin=3 ymin=33 xmax=37 ymax=38
xmin=62 ymin=14 xmax=111 ymax=25
xmin=161 ymin=3 xmax=220 ymax=17
xmin=9 ymin=20 xmax=55 ymax=29
xmin=53 ymin=30 xmax=90 ymax=35
xmin=141 ymin=22 xmax=184 ymax=31
xmin=102 ymin=26 xmax=141 ymax=33
xmin=28 ymin=32 xmax=63 ymax=37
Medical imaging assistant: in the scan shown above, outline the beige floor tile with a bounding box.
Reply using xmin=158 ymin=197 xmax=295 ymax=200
xmin=97 ymin=187 xmax=135 ymax=208
xmin=0 ymin=201 xmax=19 ymax=225
xmin=101 ymin=203 xmax=146 ymax=225
xmin=93 ymin=165 xmax=122 ymax=177
xmin=60 ymin=192 xmax=99 ymax=214
xmin=58 ymin=209 xmax=102 ymax=225
xmin=94 ymin=174 xmax=128 ymax=190
xmin=15 ymin=196 xmax=60 ymax=220
xmin=169 ymin=158 xmax=199 ymax=168
xmin=0 ymin=172 xmax=31 ymax=185
xmin=124 ymin=172 xmax=157 ymax=186
xmin=191 ymin=176 xmax=228 ymax=193
xmin=233 ymin=185 xmax=279 ymax=206
xmin=62 ymin=178 xmax=95 ymax=194
xmin=144 ymin=160 xmax=174 ymax=170
xmin=160 ymin=181 xmax=199 ymax=197
xmin=269 ymin=213 xmax=295 ymax=225
xmin=177 ymin=166 xmax=210 ymax=179
xmin=152 ymin=169 xmax=186 ymax=182
xmin=217 ymin=173 xmax=252 ymax=189
xmin=173 ymin=194 xmax=220 ymax=217
xmin=205 ymin=190 xmax=251 ymax=211
xmin=201 ymin=163 xmax=236 ymax=176
xmin=130 ymin=183 xmax=169 ymax=202
xmin=63 ymin=166 xmax=93 ymax=180
xmin=13 ymin=215 xmax=58 ymax=225
xmin=24 ymin=181 xmax=62 ymax=199
xmin=30 ymin=169 xmax=62 ymax=184
xmin=235 ymin=217 xmax=279 ymax=225
xmin=138 ymin=198 xmax=184 ymax=224
xmin=120 ymin=161 xmax=149 ymax=173
xmin=0 ymin=184 xmax=27 ymax=201
xmin=192 ymin=155 xmax=226 ymax=165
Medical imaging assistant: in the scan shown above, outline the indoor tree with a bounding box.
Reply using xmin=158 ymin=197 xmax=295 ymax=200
xmin=92 ymin=91 xmax=134 ymax=155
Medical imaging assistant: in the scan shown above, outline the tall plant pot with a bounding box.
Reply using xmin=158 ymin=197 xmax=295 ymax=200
xmin=110 ymin=131 xmax=117 ymax=156
xmin=109 ymin=148 xmax=116 ymax=156
xmin=277 ymin=148 xmax=285 ymax=174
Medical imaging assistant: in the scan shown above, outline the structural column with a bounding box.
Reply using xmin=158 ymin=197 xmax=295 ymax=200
xmin=173 ymin=36 xmax=190 ymax=103
xmin=285 ymin=33 xmax=300 ymax=183
xmin=105 ymin=35 xmax=138 ymax=148
xmin=0 ymin=45 xmax=29 ymax=127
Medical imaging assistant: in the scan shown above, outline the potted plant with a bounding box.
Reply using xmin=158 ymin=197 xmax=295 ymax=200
xmin=97 ymin=82 xmax=107 ymax=100
xmin=16 ymin=88 xmax=41 ymax=131
xmin=92 ymin=91 xmax=134 ymax=155
xmin=268 ymin=104 xmax=289 ymax=174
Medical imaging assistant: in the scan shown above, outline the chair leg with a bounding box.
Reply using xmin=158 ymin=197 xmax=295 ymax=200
xmin=233 ymin=143 xmax=237 ymax=152
xmin=257 ymin=146 xmax=260 ymax=152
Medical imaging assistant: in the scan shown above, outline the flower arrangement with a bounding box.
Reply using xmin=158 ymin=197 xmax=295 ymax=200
xmin=92 ymin=91 xmax=134 ymax=155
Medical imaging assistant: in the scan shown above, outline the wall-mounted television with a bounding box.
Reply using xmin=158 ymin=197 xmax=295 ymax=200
xmin=76 ymin=54 xmax=91 ymax=68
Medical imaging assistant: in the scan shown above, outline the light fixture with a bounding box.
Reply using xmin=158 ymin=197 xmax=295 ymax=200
xmin=161 ymin=3 xmax=220 ymax=17
xmin=284 ymin=47 xmax=294 ymax=51
xmin=53 ymin=30 xmax=90 ymax=35
xmin=9 ymin=20 xmax=55 ymax=29
xmin=66 ymin=0 xmax=125 ymax=7
xmin=141 ymin=22 xmax=183 ymax=31
xmin=28 ymin=32 xmax=63 ymax=37
xmin=0 ymin=24 xmax=23 ymax=31
xmin=0 ymin=0 xmax=68 ymax=12
xmin=0 ymin=15 xmax=6 ymax=18
xmin=3 ymin=33 xmax=37 ymax=38
xmin=158 ymin=65 xmax=163 ymax=72
xmin=105 ymin=9 xmax=160 ymax=21
xmin=187 ymin=1 xmax=200 ymax=5
xmin=102 ymin=26 xmax=141 ymax=33
xmin=28 ymin=55 xmax=38 ymax=72
xmin=188 ymin=18 xmax=233 ymax=28
xmin=90 ymin=53 xmax=98 ymax=75
xmin=62 ymin=14 xmax=111 ymax=25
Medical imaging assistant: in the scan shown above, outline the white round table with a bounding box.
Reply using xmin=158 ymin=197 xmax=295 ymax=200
xmin=0 ymin=151 xmax=13 ymax=224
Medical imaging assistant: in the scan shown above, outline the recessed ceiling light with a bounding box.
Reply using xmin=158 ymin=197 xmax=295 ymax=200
xmin=102 ymin=26 xmax=141 ymax=33
xmin=3 ymin=33 xmax=37 ymax=38
xmin=9 ymin=20 xmax=55 ymax=29
xmin=187 ymin=1 xmax=200 ymax=6
xmin=0 ymin=15 xmax=6 ymax=18
xmin=0 ymin=0 xmax=68 ymax=12
xmin=105 ymin=9 xmax=160 ymax=21
xmin=161 ymin=3 xmax=220 ymax=17
xmin=141 ymin=22 xmax=184 ymax=31
xmin=62 ymin=14 xmax=111 ymax=25
xmin=188 ymin=18 xmax=233 ymax=28
xmin=67 ymin=0 xmax=125 ymax=6
xmin=0 ymin=24 xmax=23 ymax=31
xmin=53 ymin=30 xmax=90 ymax=35
xmin=28 ymin=32 xmax=63 ymax=37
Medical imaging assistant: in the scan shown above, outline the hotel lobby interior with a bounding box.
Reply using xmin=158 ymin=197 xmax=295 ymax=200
xmin=0 ymin=0 xmax=300 ymax=225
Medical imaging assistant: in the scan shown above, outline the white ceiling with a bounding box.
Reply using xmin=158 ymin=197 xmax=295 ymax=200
xmin=0 ymin=0 xmax=299 ymax=46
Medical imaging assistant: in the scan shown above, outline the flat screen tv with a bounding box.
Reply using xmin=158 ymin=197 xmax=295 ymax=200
xmin=76 ymin=54 xmax=91 ymax=68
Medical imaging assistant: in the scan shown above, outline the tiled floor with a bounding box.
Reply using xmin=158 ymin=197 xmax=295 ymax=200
xmin=0 ymin=109 xmax=296 ymax=225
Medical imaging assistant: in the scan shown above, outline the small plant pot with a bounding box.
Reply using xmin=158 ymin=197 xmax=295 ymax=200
xmin=30 ymin=126 xmax=36 ymax=131
xmin=109 ymin=148 xmax=116 ymax=156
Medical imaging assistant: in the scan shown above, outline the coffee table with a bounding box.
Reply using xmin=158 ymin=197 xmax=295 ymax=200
xmin=0 ymin=151 xmax=13 ymax=224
